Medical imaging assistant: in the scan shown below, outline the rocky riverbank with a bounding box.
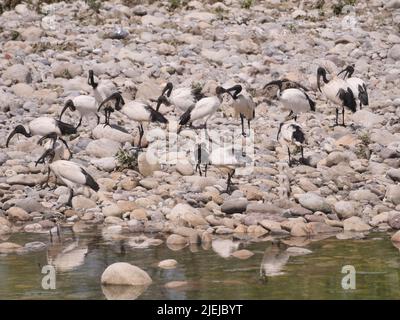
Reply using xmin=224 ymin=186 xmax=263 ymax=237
xmin=1 ymin=0 xmax=400 ymax=260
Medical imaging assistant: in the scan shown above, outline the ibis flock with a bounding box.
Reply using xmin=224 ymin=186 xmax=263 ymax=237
xmin=5 ymin=65 xmax=368 ymax=206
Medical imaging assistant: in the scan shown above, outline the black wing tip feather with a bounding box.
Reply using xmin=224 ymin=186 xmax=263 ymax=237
xmin=338 ymin=88 xmax=357 ymax=113
xmin=191 ymin=87 xmax=205 ymax=101
xmin=179 ymin=105 xmax=194 ymax=125
xmin=292 ymin=125 xmax=305 ymax=144
xmin=303 ymin=92 xmax=316 ymax=111
xmin=81 ymin=168 xmax=99 ymax=191
xmin=359 ymin=84 xmax=369 ymax=106
xmin=148 ymin=106 xmax=168 ymax=124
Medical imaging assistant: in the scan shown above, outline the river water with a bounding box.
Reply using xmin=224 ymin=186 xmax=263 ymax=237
xmin=0 ymin=229 xmax=399 ymax=299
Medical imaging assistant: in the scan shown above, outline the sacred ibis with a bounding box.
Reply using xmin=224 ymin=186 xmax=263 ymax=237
xmin=98 ymin=92 xmax=169 ymax=148
xmin=6 ymin=117 xmax=77 ymax=148
xmin=178 ymin=86 xmax=228 ymax=132
xmin=60 ymin=95 xmax=99 ymax=129
xmin=317 ymin=66 xmax=356 ymax=126
xmin=337 ymin=65 xmax=368 ymax=109
xmin=35 ymin=148 xmax=99 ymax=207
xmin=88 ymin=69 xmax=117 ymax=105
xmin=264 ymin=80 xmax=315 ymax=122
xmin=277 ymin=120 xmax=306 ymax=166
xmin=159 ymin=82 xmax=204 ymax=113
xmin=225 ymin=84 xmax=256 ymax=137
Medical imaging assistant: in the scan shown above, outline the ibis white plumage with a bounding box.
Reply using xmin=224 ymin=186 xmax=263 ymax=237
xmin=264 ymin=80 xmax=315 ymax=122
xmin=178 ymin=86 xmax=228 ymax=132
xmin=98 ymin=92 xmax=169 ymax=147
xmin=225 ymin=84 xmax=256 ymax=137
xmin=196 ymin=143 xmax=252 ymax=192
xmin=317 ymin=66 xmax=357 ymax=126
xmin=159 ymin=82 xmax=204 ymax=113
xmin=338 ymin=65 xmax=368 ymax=109
xmin=35 ymin=148 xmax=99 ymax=207
xmin=60 ymin=95 xmax=99 ymax=129
xmin=88 ymin=69 xmax=117 ymax=105
xmin=6 ymin=117 xmax=77 ymax=148
xmin=277 ymin=120 xmax=306 ymax=166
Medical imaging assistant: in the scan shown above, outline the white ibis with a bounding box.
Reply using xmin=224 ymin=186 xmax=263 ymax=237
xmin=277 ymin=120 xmax=306 ymax=166
xmin=6 ymin=117 xmax=77 ymax=148
xmin=35 ymin=148 xmax=99 ymax=207
xmin=59 ymin=95 xmax=99 ymax=129
xmin=178 ymin=86 xmax=228 ymax=132
xmin=225 ymin=84 xmax=256 ymax=137
xmin=317 ymin=66 xmax=357 ymax=126
xmin=98 ymin=92 xmax=169 ymax=147
xmin=338 ymin=65 xmax=368 ymax=109
xmin=206 ymin=143 xmax=252 ymax=193
xmin=159 ymin=82 xmax=204 ymax=113
xmin=264 ymin=80 xmax=315 ymax=122
xmin=263 ymin=78 xmax=310 ymax=101
xmin=88 ymin=69 xmax=117 ymax=105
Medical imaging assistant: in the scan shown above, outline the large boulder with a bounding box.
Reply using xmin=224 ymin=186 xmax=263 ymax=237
xmin=343 ymin=217 xmax=372 ymax=232
xmin=221 ymin=198 xmax=248 ymax=214
xmin=334 ymin=201 xmax=357 ymax=219
xmin=298 ymin=193 xmax=331 ymax=213
xmin=6 ymin=207 xmax=31 ymax=222
xmin=385 ymin=185 xmax=400 ymax=205
xmin=101 ymin=262 xmax=152 ymax=286
xmin=138 ymin=152 xmax=161 ymax=177
xmin=86 ymin=139 xmax=121 ymax=158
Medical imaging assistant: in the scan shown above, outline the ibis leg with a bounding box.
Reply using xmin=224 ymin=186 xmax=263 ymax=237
xmin=66 ymin=189 xmax=74 ymax=207
xmin=96 ymin=114 xmax=100 ymax=125
xmin=248 ymin=119 xmax=251 ymax=136
xmin=204 ymin=164 xmax=208 ymax=177
xmin=240 ymin=114 xmax=246 ymax=137
xmin=300 ymin=145 xmax=305 ymax=164
xmin=76 ymin=117 xmax=83 ymax=130
xmin=226 ymin=169 xmax=235 ymax=193
xmin=59 ymin=137 xmax=72 ymax=159
xmin=287 ymin=146 xmax=292 ymax=167
xmin=342 ymin=106 xmax=346 ymax=126
xmin=335 ymin=108 xmax=339 ymax=126
xmin=138 ymin=124 xmax=144 ymax=148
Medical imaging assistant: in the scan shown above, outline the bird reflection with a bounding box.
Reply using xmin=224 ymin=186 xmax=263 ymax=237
xmin=259 ymin=241 xmax=290 ymax=281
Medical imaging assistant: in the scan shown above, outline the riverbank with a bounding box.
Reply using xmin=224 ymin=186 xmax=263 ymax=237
xmin=1 ymin=0 xmax=400 ymax=283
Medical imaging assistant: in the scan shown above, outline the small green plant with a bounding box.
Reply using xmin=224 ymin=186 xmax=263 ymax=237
xmin=315 ymin=0 xmax=325 ymax=10
xmin=85 ymin=0 xmax=101 ymax=13
xmin=241 ymin=0 xmax=253 ymax=9
xmin=62 ymin=69 xmax=73 ymax=79
xmin=355 ymin=132 xmax=371 ymax=159
xmin=287 ymin=23 xmax=297 ymax=33
xmin=10 ymin=30 xmax=20 ymax=40
xmin=169 ymin=0 xmax=181 ymax=10
xmin=115 ymin=148 xmax=139 ymax=171
xmin=333 ymin=0 xmax=357 ymax=16
xmin=359 ymin=132 xmax=371 ymax=146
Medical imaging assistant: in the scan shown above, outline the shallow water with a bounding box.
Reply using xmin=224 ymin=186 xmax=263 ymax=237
xmin=1 ymin=229 xmax=400 ymax=299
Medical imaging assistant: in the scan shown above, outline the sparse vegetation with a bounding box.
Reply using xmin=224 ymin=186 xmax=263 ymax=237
xmin=169 ymin=0 xmax=181 ymax=11
xmin=287 ymin=23 xmax=297 ymax=33
xmin=355 ymin=132 xmax=371 ymax=159
xmin=62 ymin=69 xmax=73 ymax=79
xmin=0 ymin=0 xmax=72 ymax=14
xmin=359 ymin=132 xmax=371 ymax=146
xmin=241 ymin=0 xmax=253 ymax=9
xmin=333 ymin=0 xmax=357 ymax=16
xmin=115 ymin=148 xmax=139 ymax=171
xmin=10 ymin=30 xmax=20 ymax=40
xmin=85 ymin=0 xmax=101 ymax=13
